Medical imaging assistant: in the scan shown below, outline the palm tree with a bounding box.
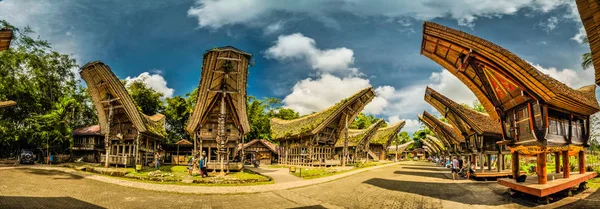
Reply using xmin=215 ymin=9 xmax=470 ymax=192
xmin=582 ymin=38 xmax=594 ymax=69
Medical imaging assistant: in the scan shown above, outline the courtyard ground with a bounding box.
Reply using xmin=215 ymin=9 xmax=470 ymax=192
xmin=0 ymin=161 xmax=598 ymax=208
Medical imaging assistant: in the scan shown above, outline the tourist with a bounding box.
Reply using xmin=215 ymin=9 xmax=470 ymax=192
xmin=198 ymin=152 xmax=205 ymax=177
xmin=154 ymin=151 xmax=160 ymax=170
xmin=201 ymin=151 xmax=208 ymax=178
xmin=466 ymin=162 xmax=476 ymax=180
xmin=458 ymin=157 xmax=464 ymax=177
xmin=451 ymin=157 xmax=459 ymax=180
xmin=188 ymin=155 xmax=196 ymax=176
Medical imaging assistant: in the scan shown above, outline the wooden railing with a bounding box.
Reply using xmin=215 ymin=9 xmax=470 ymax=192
xmin=100 ymin=154 xmax=135 ymax=166
xmin=71 ymin=144 xmax=95 ymax=150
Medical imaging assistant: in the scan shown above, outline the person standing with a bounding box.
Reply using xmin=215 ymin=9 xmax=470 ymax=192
xmin=154 ymin=151 xmax=160 ymax=170
xmin=188 ymin=155 xmax=196 ymax=176
xmin=201 ymin=151 xmax=208 ymax=178
xmin=198 ymin=152 xmax=205 ymax=177
xmin=451 ymin=157 xmax=459 ymax=180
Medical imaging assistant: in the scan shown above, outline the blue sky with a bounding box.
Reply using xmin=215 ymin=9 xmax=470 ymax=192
xmin=0 ymin=0 xmax=597 ymax=134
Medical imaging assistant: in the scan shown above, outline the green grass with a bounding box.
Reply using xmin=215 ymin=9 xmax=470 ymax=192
xmin=291 ymin=167 xmax=348 ymax=179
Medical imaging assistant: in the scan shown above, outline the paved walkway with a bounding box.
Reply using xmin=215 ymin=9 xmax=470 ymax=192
xmin=1 ymin=162 xmax=397 ymax=194
xmin=1 ymin=161 xmax=597 ymax=208
xmin=244 ymin=166 xmax=303 ymax=183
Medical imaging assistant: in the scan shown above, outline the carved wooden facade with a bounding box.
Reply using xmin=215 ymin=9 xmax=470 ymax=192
xmin=271 ymin=87 xmax=376 ymax=167
xmin=420 ymin=22 xmax=600 ymax=188
xmin=576 ymin=0 xmax=600 ymax=85
xmin=238 ymin=139 xmax=279 ymax=165
xmin=80 ymin=61 xmax=166 ymax=167
xmin=334 ymin=119 xmax=384 ymax=162
xmin=71 ymin=125 xmax=105 ymax=163
xmin=0 ymin=27 xmax=12 ymax=51
xmin=186 ymin=46 xmax=251 ymax=172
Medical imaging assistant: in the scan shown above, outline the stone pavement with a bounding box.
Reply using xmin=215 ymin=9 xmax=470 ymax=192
xmin=1 ymin=162 xmax=397 ymax=194
xmin=0 ymin=161 xmax=597 ymax=209
xmin=244 ymin=165 xmax=303 ymax=183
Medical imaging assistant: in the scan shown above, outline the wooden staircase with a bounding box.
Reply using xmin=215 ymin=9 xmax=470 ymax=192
xmin=367 ymin=150 xmax=379 ymax=161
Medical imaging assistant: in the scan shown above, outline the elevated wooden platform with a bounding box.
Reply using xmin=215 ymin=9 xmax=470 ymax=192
xmin=498 ymin=172 xmax=597 ymax=197
xmin=473 ymin=170 xmax=524 ymax=178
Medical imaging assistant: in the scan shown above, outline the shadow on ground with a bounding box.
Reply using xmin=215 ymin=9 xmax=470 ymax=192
xmin=556 ymin=188 xmax=600 ymax=208
xmin=289 ymin=205 xmax=327 ymax=209
xmin=393 ymin=170 xmax=448 ymax=179
xmin=363 ymin=178 xmax=509 ymax=206
xmin=21 ymin=168 xmax=83 ymax=180
xmin=400 ymin=166 xmax=448 ymax=172
xmin=0 ymin=196 xmax=104 ymax=209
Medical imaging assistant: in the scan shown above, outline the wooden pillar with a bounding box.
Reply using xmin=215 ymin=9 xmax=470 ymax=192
xmin=555 ymin=152 xmax=561 ymax=173
xmin=479 ymin=153 xmax=484 ymax=173
xmin=579 ymin=150 xmax=585 ymax=174
xmin=512 ymin=151 xmax=519 ymax=179
xmin=342 ymin=114 xmax=348 ymax=167
xmin=537 ymin=152 xmax=547 ymax=184
xmin=497 ymin=154 xmax=501 ymax=172
xmin=487 ymin=154 xmax=492 ymax=171
xmin=562 ymin=151 xmax=570 ymax=178
xmin=104 ymin=103 xmax=114 ymax=168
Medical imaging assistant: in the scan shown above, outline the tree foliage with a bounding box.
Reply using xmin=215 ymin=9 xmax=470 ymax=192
xmin=0 ymin=20 xmax=96 ymax=157
xmin=126 ymin=80 xmax=164 ymax=115
xmin=246 ymin=96 xmax=300 ymax=141
xmin=461 ymin=100 xmax=486 ymax=113
xmin=163 ymin=96 xmax=191 ymax=144
xmin=349 ymin=113 xmax=384 ymax=129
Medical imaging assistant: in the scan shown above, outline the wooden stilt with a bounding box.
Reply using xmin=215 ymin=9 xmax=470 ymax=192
xmin=555 ymin=152 xmax=561 ymax=173
xmin=537 ymin=152 xmax=547 ymax=184
xmin=488 ymin=154 xmax=492 ymax=171
xmin=579 ymin=150 xmax=585 ymax=174
xmin=497 ymin=154 xmax=501 ymax=172
xmin=512 ymin=151 xmax=519 ymax=179
xmin=563 ymin=151 xmax=570 ymax=178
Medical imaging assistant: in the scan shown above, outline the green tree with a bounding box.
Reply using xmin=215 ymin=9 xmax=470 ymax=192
xmin=0 ymin=20 xmax=96 ymax=157
xmin=163 ymin=96 xmax=190 ymax=144
xmin=461 ymin=100 xmax=486 ymax=113
xmin=246 ymin=97 xmax=300 ymax=141
xmin=126 ymin=80 xmax=164 ymax=115
xmin=582 ymin=37 xmax=593 ymax=69
xmin=349 ymin=113 xmax=380 ymax=129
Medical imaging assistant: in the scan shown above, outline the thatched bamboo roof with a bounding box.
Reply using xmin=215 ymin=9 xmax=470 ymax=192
xmin=270 ymin=87 xmax=376 ymax=140
xmin=424 ymin=135 xmax=446 ymax=153
xmin=73 ymin=125 xmax=102 ymax=136
xmin=421 ymin=21 xmax=600 ymax=120
xmin=386 ymin=141 xmax=413 ymax=153
xmin=0 ymin=27 xmax=12 ymax=51
xmin=239 ymin=139 xmax=279 ymax=154
xmin=186 ymin=46 xmax=252 ymax=136
xmin=370 ymin=120 xmax=406 ymax=145
xmin=0 ymin=100 xmax=16 ymax=108
xmin=335 ymin=119 xmax=384 ymax=147
xmin=175 ymin=139 xmax=193 ymax=145
xmin=576 ymin=0 xmax=600 ymax=85
xmin=424 ymin=87 xmax=501 ymax=135
xmin=421 ymin=139 xmax=438 ymax=154
xmin=80 ymin=61 xmax=166 ymax=139
xmin=418 ymin=111 xmax=464 ymax=144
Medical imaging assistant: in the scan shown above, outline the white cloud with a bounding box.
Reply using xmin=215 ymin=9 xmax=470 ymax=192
xmin=572 ymin=25 xmax=587 ymax=44
xmin=265 ymin=33 xmax=355 ymax=74
xmin=538 ymin=16 xmax=559 ymax=32
xmin=187 ymin=0 xmax=574 ymax=29
xmin=125 ymin=72 xmax=174 ymax=99
xmin=264 ymin=21 xmax=285 ymax=35
xmin=282 ymin=74 xmax=371 ymax=115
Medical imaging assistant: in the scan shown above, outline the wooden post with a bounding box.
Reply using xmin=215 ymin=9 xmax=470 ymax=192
xmin=176 ymin=144 xmax=180 ymax=165
xmin=562 ymin=151 xmax=570 ymax=178
xmin=342 ymin=114 xmax=348 ymax=167
xmin=579 ymin=150 xmax=585 ymax=174
xmin=537 ymin=152 xmax=547 ymax=184
xmin=479 ymin=153 xmax=484 ymax=173
xmin=512 ymin=151 xmax=519 ymax=179
xmin=104 ymin=103 xmax=114 ymax=168
xmin=496 ymin=154 xmax=501 ymax=172
xmin=555 ymin=152 xmax=561 ymax=173
xmin=487 ymin=154 xmax=492 ymax=171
